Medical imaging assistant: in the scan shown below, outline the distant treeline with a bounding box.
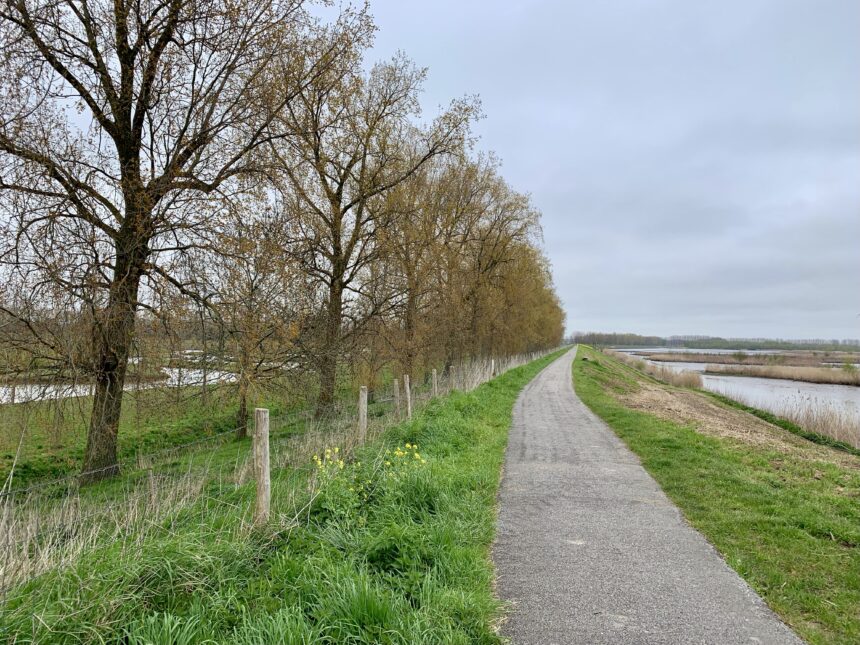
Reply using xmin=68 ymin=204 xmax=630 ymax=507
xmin=571 ymin=333 xmax=860 ymax=352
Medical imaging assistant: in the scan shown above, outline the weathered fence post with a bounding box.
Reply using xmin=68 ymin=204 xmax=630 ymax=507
xmin=358 ymin=386 xmax=368 ymax=442
xmin=432 ymin=369 xmax=438 ymax=397
xmin=491 ymin=359 xmax=496 ymax=378
xmin=393 ymin=377 xmax=401 ymax=419
xmin=254 ymin=408 xmax=270 ymax=524
xmin=403 ymin=375 xmax=412 ymax=419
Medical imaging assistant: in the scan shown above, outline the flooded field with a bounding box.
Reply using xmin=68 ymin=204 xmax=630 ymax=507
xmin=0 ymin=368 xmax=237 ymax=405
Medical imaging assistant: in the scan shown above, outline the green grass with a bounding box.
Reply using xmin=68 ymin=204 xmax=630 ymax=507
xmin=574 ymin=346 xmax=860 ymax=645
xmin=0 ymin=349 xmax=566 ymax=644
xmin=0 ymin=374 xmax=323 ymax=487
xmin=1 ymin=366 xmax=435 ymax=489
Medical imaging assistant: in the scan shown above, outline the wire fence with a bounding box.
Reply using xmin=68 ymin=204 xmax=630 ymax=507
xmin=0 ymin=349 xmax=558 ymax=595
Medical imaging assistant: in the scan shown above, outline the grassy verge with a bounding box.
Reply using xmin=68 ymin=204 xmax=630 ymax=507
xmin=574 ymin=346 xmax=860 ymax=645
xmin=1 ymin=349 xmax=565 ymax=645
xmin=0 ymin=384 xmax=300 ymax=487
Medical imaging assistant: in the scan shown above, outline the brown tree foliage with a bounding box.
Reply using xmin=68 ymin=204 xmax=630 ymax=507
xmin=0 ymin=0 xmax=367 ymax=479
xmin=0 ymin=2 xmax=563 ymax=482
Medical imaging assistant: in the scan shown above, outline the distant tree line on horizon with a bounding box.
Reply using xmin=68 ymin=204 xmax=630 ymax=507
xmin=571 ymin=333 xmax=860 ymax=352
xmin=0 ymin=1 xmax=564 ymax=482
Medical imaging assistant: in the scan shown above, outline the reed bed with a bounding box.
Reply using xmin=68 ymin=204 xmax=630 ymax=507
xmin=642 ymin=352 xmax=859 ymax=368
xmin=704 ymin=364 xmax=860 ymax=386
xmin=605 ymin=350 xmax=703 ymax=388
xmin=727 ymin=393 xmax=860 ymax=449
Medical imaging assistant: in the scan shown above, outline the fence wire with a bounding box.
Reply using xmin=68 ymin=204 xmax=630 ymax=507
xmin=0 ymin=349 xmax=559 ymax=595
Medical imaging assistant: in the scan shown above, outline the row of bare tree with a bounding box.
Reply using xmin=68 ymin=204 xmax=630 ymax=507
xmin=0 ymin=0 xmax=564 ymax=482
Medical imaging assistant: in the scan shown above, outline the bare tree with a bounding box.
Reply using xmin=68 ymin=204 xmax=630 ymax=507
xmin=202 ymin=193 xmax=308 ymax=438
xmin=0 ymin=0 xmax=368 ymax=480
xmin=273 ymin=52 xmax=478 ymax=415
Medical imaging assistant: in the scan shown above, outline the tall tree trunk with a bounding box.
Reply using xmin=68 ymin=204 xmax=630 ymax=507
xmin=236 ymin=376 xmax=249 ymax=440
xmin=404 ymin=279 xmax=417 ymax=380
xmin=236 ymin=342 xmax=251 ymax=439
xmin=316 ymin=279 xmax=343 ymax=417
xmin=81 ymin=240 xmax=147 ymax=483
xmin=468 ymin=293 xmax=481 ymax=358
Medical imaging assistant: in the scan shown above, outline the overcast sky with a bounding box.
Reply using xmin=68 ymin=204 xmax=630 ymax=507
xmin=368 ymin=0 xmax=860 ymax=340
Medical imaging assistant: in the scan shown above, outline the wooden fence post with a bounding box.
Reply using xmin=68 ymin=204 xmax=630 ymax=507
xmin=432 ymin=369 xmax=438 ymax=397
xmin=393 ymin=377 xmax=401 ymax=419
xmin=403 ymin=374 xmax=412 ymax=419
xmin=491 ymin=359 xmax=496 ymax=378
xmin=358 ymin=386 xmax=368 ymax=442
xmin=254 ymin=408 xmax=270 ymax=524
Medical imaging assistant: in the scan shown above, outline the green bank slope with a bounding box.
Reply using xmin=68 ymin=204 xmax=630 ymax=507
xmin=1 ymin=350 xmax=565 ymax=645
xmin=574 ymin=346 xmax=860 ymax=645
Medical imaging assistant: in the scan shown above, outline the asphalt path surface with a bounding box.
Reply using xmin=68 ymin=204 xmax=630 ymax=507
xmin=493 ymin=348 xmax=803 ymax=644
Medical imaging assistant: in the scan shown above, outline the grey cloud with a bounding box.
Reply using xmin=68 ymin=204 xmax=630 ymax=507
xmin=369 ymin=0 xmax=860 ymax=338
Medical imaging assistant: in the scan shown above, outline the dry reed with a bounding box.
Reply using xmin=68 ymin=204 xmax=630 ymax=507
xmin=704 ymin=364 xmax=860 ymax=386
xmin=727 ymin=393 xmax=860 ymax=449
xmin=606 ymin=350 xmax=703 ymax=388
xmin=643 ymin=352 xmax=859 ymax=368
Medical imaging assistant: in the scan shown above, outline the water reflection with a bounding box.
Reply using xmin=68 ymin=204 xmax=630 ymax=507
xmin=0 ymin=368 xmax=236 ymax=405
xmin=620 ymin=351 xmax=860 ymax=425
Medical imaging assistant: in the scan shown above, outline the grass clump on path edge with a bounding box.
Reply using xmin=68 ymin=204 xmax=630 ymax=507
xmin=574 ymin=346 xmax=860 ymax=645
xmin=1 ymin=350 xmax=565 ymax=645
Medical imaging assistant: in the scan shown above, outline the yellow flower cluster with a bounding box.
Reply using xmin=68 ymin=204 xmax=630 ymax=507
xmin=386 ymin=442 xmax=426 ymax=466
xmin=312 ymin=446 xmax=345 ymax=472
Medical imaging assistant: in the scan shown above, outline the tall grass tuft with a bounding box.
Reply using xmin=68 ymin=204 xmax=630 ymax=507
xmin=721 ymin=393 xmax=860 ymax=449
xmin=704 ymin=364 xmax=860 ymax=386
xmin=606 ymin=350 xmax=702 ymax=388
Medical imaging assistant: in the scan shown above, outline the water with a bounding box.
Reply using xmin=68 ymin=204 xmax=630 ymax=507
xmin=0 ymin=368 xmax=237 ymax=405
xmin=650 ymin=360 xmax=711 ymax=372
xmin=700 ymin=374 xmax=860 ymax=425
xmin=624 ymin=347 xmax=781 ymax=356
xmin=620 ymin=350 xmax=860 ymax=425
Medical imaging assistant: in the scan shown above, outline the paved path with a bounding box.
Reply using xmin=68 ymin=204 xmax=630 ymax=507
xmin=493 ymin=349 xmax=802 ymax=644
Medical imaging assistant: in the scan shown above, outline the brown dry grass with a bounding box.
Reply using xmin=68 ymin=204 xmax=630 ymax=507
xmin=705 ymin=364 xmax=860 ymax=386
xmin=643 ymin=351 xmax=859 ymax=368
xmin=606 ymin=350 xmax=703 ymax=388
xmin=729 ymin=394 xmax=860 ymax=449
xmin=613 ymin=376 xmax=860 ymax=469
